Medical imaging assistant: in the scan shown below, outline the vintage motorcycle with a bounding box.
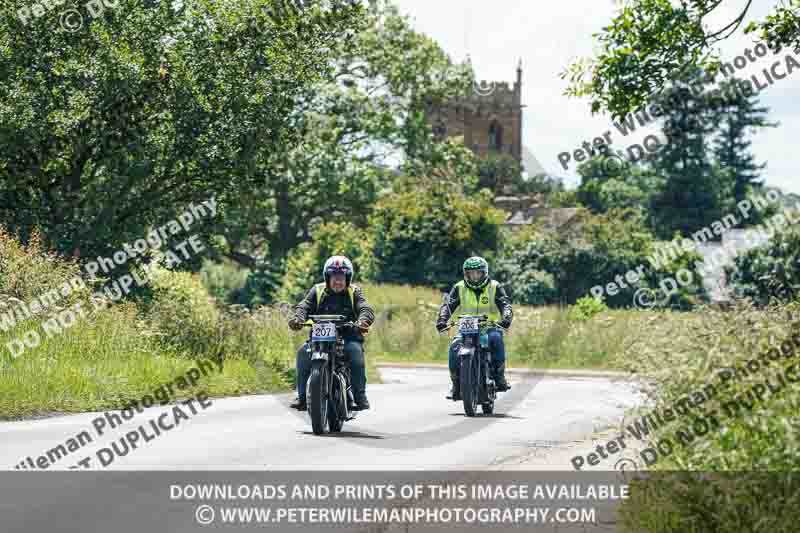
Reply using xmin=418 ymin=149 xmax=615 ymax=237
xmin=445 ymin=314 xmax=507 ymax=417
xmin=302 ymin=314 xmax=358 ymax=435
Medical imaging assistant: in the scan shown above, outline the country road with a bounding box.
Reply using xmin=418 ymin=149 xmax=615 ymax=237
xmin=1 ymin=366 xmax=643 ymax=471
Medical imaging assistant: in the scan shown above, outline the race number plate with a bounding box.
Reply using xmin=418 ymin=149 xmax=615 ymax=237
xmin=311 ymin=322 xmax=336 ymax=341
xmin=458 ymin=317 xmax=479 ymax=334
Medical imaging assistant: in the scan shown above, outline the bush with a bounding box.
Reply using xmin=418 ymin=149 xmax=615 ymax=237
xmin=278 ymin=221 xmax=371 ymax=303
xmin=369 ymin=183 xmax=504 ymax=290
xmin=140 ymin=266 xmax=221 ymax=358
xmin=199 ymin=259 xmax=250 ymax=303
xmin=726 ymin=227 xmax=800 ymax=305
xmin=0 ymin=227 xmax=91 ymax=308
xmin=497 ymin=208 xmax=705 ymax=308
xmin=567 ymin=295 xmax=608 ymax=321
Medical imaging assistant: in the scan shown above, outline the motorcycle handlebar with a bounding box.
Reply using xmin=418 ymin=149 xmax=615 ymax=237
xmin=437 ymin=317 xmax=507 ymax=334
xmin=303 ymin=321 xmax=358 ymax=329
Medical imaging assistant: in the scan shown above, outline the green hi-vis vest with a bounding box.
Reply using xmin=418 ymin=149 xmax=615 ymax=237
xmin=455 ymin=279 xmax=500 ymax=321
xmin=314 ymin=283 xmax=355 ymax=312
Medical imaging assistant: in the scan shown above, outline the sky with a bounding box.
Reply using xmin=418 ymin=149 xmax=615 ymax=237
xmin=392 ymin=0 xmax=800 ymax=194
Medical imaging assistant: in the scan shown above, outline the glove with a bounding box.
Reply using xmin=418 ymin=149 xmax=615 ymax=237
xmin=499 ymin=319 xmax=511 ymax=330
xmin=436 ymin=322 xmax=448 ymax=333
xmin=288 ymin=317 xmax=304 ymax=331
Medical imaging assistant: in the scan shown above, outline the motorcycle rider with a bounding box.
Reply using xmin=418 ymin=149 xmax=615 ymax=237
xmin=288 ymin=256 xmax=375 ymax=411
xmin=436 ymin=256 xmax=513 ymax=400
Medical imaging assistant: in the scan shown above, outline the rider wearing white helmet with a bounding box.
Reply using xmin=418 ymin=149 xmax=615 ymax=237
xmin=288 ymin=256 xmax=375 ymax=411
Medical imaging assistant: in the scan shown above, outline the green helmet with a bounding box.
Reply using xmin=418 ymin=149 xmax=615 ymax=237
xmin=462 ymin=256 xmax=489 ymax=289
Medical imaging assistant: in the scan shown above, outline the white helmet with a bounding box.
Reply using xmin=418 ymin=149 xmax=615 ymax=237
xmin=322 ymin=255 xmax=354 ymax=287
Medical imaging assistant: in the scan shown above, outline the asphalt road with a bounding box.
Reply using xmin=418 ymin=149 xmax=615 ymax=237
xmin=1 ymin=366 xmax=642 ymax=471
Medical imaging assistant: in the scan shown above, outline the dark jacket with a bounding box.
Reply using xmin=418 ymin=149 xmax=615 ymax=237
xmin=293 ymin=283 xmax=375 ymax=342
xmin=436 ymin=279 xmax=513 ymax=327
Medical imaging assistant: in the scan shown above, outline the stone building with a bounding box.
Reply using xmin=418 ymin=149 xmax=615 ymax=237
xmin=426 ymin=61 xmax=573 ymax=231
xmin=426 ymin=61 xmax=524 ymax=163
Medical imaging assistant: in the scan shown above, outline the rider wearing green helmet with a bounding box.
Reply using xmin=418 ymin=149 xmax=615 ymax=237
xmin=435 ymin=256 xmax=513 ymax=400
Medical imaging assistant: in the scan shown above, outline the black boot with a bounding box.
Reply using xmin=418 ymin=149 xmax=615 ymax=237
xmin=354 ymin=392 xmax=370 ymax=410
xmin=290 ymin=396 xmax=307 ymax=410
xmin=494 ymin=363 xmax=511 ymax=392
xmin=446 ymin=372 xmax=461 ymax=400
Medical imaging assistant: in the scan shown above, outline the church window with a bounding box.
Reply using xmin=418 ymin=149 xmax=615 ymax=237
xmin=488 ymin=121 xmax=503 ymax=150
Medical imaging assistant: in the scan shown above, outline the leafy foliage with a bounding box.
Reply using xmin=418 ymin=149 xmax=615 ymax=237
xmin=726 ymin=227 xmax=800 ymax=304
xmin=576 ymin=156 xmax=660 ymax=214
xmin=567 ymin=295 xmax=609 ymax=321
xmin=497 ymin=209 xmax=705 ymax=308
xmin=561 ymin=0 xmax=796 ymax=120
xmin=0 ymin=0 xmax=364 ymax=263
xmin=208 ymin=0 xmax=476 ymax=271
xmin=368 ymin=183 xmax=504 ymax=290
xmin=140 ymin=266 xmax=221 ymax=358
xmin=278 ymin=221 xmax=372 ymax=302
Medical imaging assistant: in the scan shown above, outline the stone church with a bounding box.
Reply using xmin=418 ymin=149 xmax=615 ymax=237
xmin=426 ymin=61 xmax=525 ymax=164
xmin=425 ymin=62 xmax=576 ymax=231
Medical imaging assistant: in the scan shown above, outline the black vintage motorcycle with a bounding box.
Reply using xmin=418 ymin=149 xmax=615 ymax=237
xmin=445 ymin=314 xmax=507 ymax=417
xmin=303 ymin=314 xmax=358 ymax=435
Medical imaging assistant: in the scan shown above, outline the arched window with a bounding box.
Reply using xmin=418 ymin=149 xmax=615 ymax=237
xmin=488 ymin=121 xmax=503 ymax=151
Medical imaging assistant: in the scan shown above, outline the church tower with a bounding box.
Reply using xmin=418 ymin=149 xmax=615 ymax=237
xmin=427 ymin=60 xmax=524 ymax=163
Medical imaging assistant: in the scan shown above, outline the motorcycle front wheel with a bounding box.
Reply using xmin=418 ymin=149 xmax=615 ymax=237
xmin=460 ymin=353 xmax=480 ymax=417
xmin=308 ymin=362 xmax=330 ymax=435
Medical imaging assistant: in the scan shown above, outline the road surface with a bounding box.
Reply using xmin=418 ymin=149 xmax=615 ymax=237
xmin=1 ymin=366 xmax=642 ymax=471
xmin=1 ymin=366 xmax=645 ymax=533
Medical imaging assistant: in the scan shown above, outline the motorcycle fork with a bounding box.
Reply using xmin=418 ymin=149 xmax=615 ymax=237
xmin=333 ymin=338 xmax=355 ymax=408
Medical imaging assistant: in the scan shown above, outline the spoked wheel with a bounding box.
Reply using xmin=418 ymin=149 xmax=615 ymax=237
xmin=308 ymin=363 xmax=330 ymax=435
xmin=460 ymin=354 xmax=480 ymax=417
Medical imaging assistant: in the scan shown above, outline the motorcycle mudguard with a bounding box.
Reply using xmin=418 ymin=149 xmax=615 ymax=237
xmin=458 ymin=345 xmax=474 ymax=358
xmin=312 ymin=351 xmax=329 ymax=361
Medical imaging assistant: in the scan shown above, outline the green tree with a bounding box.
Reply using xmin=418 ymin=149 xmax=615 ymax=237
xmin=0 ymin=0 xmax=363 ymax=263
xmin=369 ymin=182 xmax=504 ymax=289
xmin=498 ymin=208 xmax=704 ymax=308
xmin=562 ymin=0 xmax=799 ymax=120
xmin=711 ymin=77 xmax=778 ymax=222
xmin=647 ymin=72 xmax=727 ymax=239
xmin=576 ymin=156 xmax=660 ymax=213
xmin=206 ymin=0 xmax=475 ymax=272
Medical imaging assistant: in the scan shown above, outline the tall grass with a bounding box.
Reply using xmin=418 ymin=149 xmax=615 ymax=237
xmin=0 ymin=232 xmax=292 ymax=420
xmin=616 ymin=300 xmax=800 ymax=532
xmin=359 ymin=282 xmax=661 ymax=370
